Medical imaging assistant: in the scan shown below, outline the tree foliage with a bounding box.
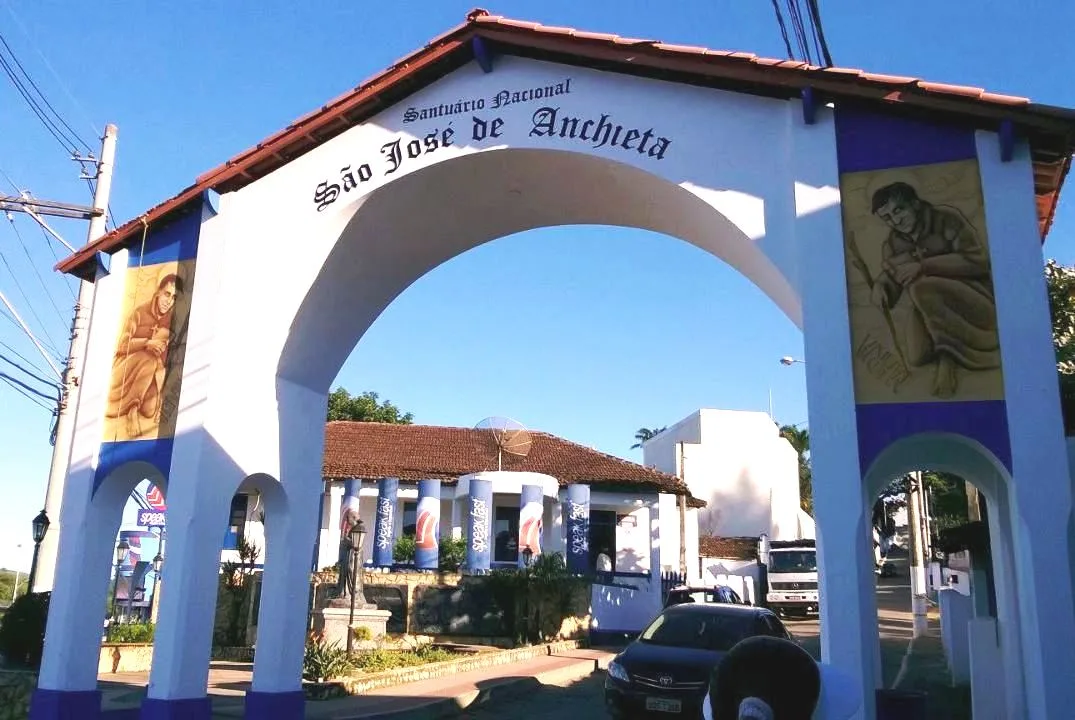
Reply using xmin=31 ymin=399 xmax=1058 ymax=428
xmin=1045 ymin=260 xmax=1075 ymax=434
xmin=326 ymin=388 xmax=414 ymax=424
xmin=0 ymin=570 xmax=28 ymax=608
xmin=630 ymin=427 xmax=667 ymax=450
xmin=873 ymin=471 xmax=970 ymax=536
xmin=779 ymin=424 xmax=813 ymax=515
xmin=0 ymin=591 xmax=49 ymax=668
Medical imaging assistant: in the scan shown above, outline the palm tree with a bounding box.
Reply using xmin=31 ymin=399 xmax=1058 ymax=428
xmin=779 ymin=424 xmax=813 ymax=514
xmin=631 ymin=426 xmax=667 ymax=450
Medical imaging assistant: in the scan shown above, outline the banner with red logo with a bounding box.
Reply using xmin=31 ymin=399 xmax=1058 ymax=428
xmin=414 ymin=479 xmax=441 ymax=570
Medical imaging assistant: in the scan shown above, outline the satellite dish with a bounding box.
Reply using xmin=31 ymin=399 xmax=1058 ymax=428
xmin=475 ymin=416 xmax=532 ymax=471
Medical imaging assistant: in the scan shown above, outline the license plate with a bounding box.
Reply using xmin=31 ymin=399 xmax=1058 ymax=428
xmin=789 ymin=595 xmax=803 ymax=600
xmin=645 ymin=697 xmax=682 ymax=713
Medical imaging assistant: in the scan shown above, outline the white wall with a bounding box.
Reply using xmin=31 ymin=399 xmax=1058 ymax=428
xmin=643 ymin=409 xmax=804 ymax=540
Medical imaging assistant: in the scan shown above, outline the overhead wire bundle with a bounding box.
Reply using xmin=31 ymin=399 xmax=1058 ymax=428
xmin=770 ymin=0 xmax=834 ymax=67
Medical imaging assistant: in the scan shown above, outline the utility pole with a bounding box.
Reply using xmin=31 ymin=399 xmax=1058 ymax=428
xmin=30 ymin=124 xmax=117 ymax=592
xmin=907 ymin=471 xmax=929 ymax=637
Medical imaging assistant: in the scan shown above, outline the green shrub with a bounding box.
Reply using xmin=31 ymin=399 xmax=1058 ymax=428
xmin=438 ymin=537 xmax=466 ymax=572
xmin=352 ymin=626 xmax=372 ymax=642
xmin=352 ymin=645 xmax=455 ymax=673
xmin=302 ymin=632 xmax=352 ymax=683
xmin=0 ymin=672 xmax=35 ymax=720
xmin=393 ymin=535 xmax=416 ymax=563
xmin=106 ymin=622 xmax=155 ymax=644
xmin=0 ymin=591 xmax=50 ymax=668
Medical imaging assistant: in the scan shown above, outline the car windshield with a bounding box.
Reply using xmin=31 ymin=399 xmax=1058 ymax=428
xmin=769 ymin=550 xmax=817 ymax=573
xmin=639 ymin=610 xmax=755 ymax=652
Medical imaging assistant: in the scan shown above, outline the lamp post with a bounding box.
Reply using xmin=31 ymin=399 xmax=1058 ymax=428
xmin=150 ymin=551 xmax=164 ymax=625
xmin=111 ymin=539 xmax=129 ymax=622
xmin=26 ymin=510 xmax=50 ymax=593
xmin=346 ymin=519 xmax=367 ymax=654
xmin=521 ymin=547 xmax=534 ymax=642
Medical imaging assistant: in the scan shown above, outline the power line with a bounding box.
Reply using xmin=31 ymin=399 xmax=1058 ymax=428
xmin=0 ymin=337 xmax=52 ymax=379
xmin=0 ymin=351 xmax=59 ymax=392
xmin=0 ymin=371 xmax=53 ymax=411
xmin=0 ymin=29 xmax=91 ymax=152
xmin=0 ymin=370 xmax=55 ymax=403
xmin=769 ymin=0 xmax=795 ymax=60
xmin=4 ymin=212 xmax=68 ymax=326
xmin=0 ymin=248 xmax=63 ymax=357
xmin=0 ymin=1 xmax=100 ymax=139
xmin=770 ymin=0 xmax=834 ymax=67
xmin=0 ymin=53 xmax=79 ymax=155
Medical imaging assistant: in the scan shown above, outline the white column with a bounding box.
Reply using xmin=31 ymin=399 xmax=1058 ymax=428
xmin=145 ymin=428 xmax=234 ymax=707
xmin=35 ymin=249 xmax=131 ymax=709
xmin=247 ymin=378 xmax=327 ymax=708
xmin=977 ymin=130 xmax=1075 ymax=720
xmin=793 ymin=102 xmax=878 ymax=718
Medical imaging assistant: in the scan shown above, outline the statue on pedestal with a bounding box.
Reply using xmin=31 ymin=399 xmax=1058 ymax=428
xmin=328 ymin=507 xmax=373 ymax=609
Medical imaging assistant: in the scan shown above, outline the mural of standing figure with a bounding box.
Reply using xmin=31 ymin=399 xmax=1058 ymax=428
xmin=105 ymin=272 xmax=186 ymax=439
xmin=867 ymin=181 xmax=1000 ymax=399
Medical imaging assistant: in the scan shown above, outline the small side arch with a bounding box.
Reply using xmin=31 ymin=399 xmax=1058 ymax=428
xmin=863 ymin=431 xmax=1025 ymax=719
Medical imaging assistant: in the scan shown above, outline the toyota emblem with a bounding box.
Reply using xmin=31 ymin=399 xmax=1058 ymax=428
xmin=658 ymin=674 xmax=673 ymax=687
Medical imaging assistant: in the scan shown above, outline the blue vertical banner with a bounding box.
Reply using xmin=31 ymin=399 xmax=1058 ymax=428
xmin=465 ymin=478 xmax=493 ymax=574
xmin=373 ymin=477 xmax=398 ymax=568
xmin=414 ymin=479 xmax=441 ymax=571
xmin=564 ymin=484 xmax=591 ymax=575
xmin=518 ymin=484 xmax=543 ymax=568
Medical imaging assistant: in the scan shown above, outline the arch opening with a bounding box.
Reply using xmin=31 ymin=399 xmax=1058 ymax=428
xmin=278 ymin=147 xmax=800 ymax=392
xmin=862 ymin=432 xmax=1024 ymax=717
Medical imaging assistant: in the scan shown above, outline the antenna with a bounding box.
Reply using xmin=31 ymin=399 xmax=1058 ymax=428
xmin=475 ymin=416 xmax=532 ymax=471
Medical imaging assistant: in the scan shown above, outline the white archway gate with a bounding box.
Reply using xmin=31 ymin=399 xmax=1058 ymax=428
xmin=32 ymin=10 xmax=1075 ymax=720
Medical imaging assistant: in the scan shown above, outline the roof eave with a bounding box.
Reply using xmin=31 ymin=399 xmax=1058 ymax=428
xmin=58 ymin=11 xmax=1075 ymax=276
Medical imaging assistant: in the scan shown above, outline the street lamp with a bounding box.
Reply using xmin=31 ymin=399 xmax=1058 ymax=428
xmin=111 ymin=539 xmax=130 ymax=622
xmin=26 ymin=509 xmax=50 ymax=593
xmin=522 ymin=546 xmax=533 ymax=568
xmin=346 ymin=520 xmax=368 ymax=654
xmin=780 ymin=356 xmax=805 ymax=366
xmin=150 ymin=550 xmax=164 ymax=625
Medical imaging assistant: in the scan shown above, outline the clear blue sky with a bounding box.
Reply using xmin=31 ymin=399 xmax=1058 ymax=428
xmin=1 ymin=0 xmax=1073 ymax=571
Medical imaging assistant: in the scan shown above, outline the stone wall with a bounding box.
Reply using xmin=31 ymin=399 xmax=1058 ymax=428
xmin=312 ymin=570 xmax=591 ymax=641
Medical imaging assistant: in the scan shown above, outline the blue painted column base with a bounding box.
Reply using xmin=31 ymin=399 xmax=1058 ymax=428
xmin=29 ymin=688 xmax=102 ymax=719
xmin=245 ymin=690 xmax=306 ymax=719
xmin=139 ymin=697 xmax=212 ymax=719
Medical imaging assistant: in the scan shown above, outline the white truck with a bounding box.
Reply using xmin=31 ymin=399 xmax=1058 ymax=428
xmin=764 ymin=539 xmax=819 ymax=616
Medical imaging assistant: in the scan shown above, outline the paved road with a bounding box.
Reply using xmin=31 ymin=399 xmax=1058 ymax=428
xmin=461 ymin=672 xmax=606 ymax=718
xmin=463 ymin=561 xmax=919 ymax=718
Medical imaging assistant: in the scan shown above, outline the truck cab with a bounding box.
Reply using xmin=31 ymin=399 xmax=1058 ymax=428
xmin=765 ymin=539 xmax=819 ymax=617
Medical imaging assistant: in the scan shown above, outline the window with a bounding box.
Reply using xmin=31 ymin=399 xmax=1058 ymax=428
xmin=494 ymin=506 xmax=519 ymax=563
xmin=640 ymin=610 xmax=755 ymax=651
xmin=589 ymin=510 xmax=617 ymax=573
xmin=402 ymin=501 xmax=417 ymax=537
xmin=224 ymin=494 xmax=248 ymax=550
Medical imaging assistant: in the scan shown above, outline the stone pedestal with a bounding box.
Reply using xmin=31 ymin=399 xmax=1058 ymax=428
xmin=315 ymin=604 xmax=392 ymax=648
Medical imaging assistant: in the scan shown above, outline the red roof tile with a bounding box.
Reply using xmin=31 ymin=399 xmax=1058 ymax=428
xmin=58 ymin=8 xmax=1075 ymax=275
xmin=699 ymin=535 xmax=759 ymax=560
xmin=322 ymin=421 xmax=700 ymax=502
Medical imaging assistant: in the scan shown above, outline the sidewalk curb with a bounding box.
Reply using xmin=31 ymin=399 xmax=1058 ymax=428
xmin=344 ymin=658 xmax=604 ymax=720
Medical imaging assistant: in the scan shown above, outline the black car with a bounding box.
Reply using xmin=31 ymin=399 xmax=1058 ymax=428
xmin=663 ymin=585 xmax=744 ymax=609
xmin=604 ymin=604 xmax=792 ymax=718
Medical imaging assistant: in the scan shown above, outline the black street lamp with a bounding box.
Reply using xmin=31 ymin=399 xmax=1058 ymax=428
xmin=26 ymin=509 xmax=50 ymax=593
xmin=346 ymin=520 xmax=368 ymax=654
xmin=111 ymin=539 xmax=130 ymax=622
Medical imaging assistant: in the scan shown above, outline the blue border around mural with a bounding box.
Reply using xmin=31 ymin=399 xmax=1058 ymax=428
xmin=93 ymin=204 xmax=204 ymax=493
xmin=833 ymin=106 xmax=1011 ymax=475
